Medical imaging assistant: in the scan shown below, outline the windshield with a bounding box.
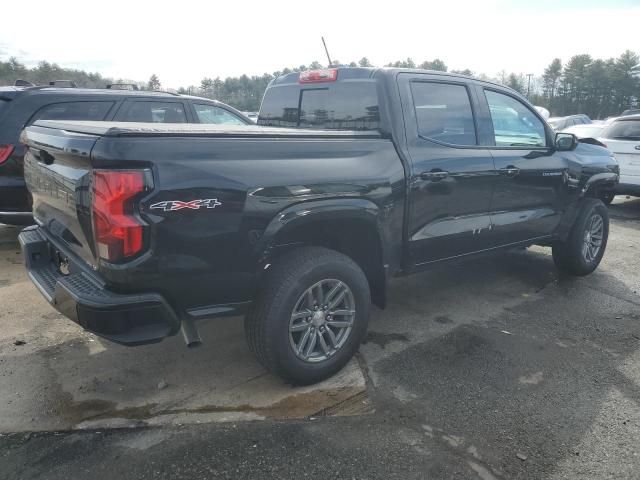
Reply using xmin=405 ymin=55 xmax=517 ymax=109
xmin=602 ymin=119 xmax=640 ymax=140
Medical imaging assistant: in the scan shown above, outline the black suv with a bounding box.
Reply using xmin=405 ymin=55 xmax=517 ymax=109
xmin=0 ymin=85 xmax=250 ymax=225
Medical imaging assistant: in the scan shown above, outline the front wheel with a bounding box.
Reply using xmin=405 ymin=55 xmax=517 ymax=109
xmin=245 ymin=247 xmax=370 ymax=385
xmin=552 ymin=198 xmax=609 ymax=276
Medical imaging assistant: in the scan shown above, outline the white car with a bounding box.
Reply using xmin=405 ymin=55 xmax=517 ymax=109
xmin=548 ymin=114 xmax=592 ymax=131
xmin=562 ymin=123 xmax=606 ymax=139
xmin=242 ymin=111 xmax=259 ymax=123
xmin=599 ymin=115 xmax=640 ymax=201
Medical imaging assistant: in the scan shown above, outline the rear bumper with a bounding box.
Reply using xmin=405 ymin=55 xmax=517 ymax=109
xmin=18 ymin=226 xmax=180 ymax=345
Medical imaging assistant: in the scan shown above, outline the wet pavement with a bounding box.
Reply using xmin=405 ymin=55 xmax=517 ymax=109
xmin=0 ymin=225 xmax=368 ymax=432
xmin=1 ymin=197 xmax=639 ymax=479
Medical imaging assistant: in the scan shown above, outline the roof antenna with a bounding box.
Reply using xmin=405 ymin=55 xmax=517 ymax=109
xmin=321 ymin=36 xmax=333 ymax=67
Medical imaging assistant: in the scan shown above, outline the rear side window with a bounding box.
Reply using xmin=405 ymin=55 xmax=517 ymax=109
xmin=258 ymin=86 xmax=300 ymax=127
xmin=30 ymin=101 xmax=114 ymax=124
xmin=194 ymin=104 xmax=246 ymax=125
xmin=259 ymin=82 xmax=380 ymax=131
xmin=485 ymin=90 xmax=546 ymax=147
xmin=411 ymin=82 xmax=477 ymax=146
xmin=603 ymin=120 xmax=640 ymax=140
xmin=116 ymin=101 xmax=187 ymax=123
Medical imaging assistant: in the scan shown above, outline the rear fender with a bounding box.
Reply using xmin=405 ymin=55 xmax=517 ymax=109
xmin=256 ymin=198 xmax=389 ymax=308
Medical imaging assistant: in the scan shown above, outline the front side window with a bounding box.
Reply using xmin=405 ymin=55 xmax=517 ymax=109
xmin=117 ymin=101 xmax=187 ymax=123
xmin=485 ymin=90 xmax=546 ymax=147
xmin=410 ymin=82 xmax=477 ymax=146
xmin=194 ymin=104 xmax=246 ymax=125
xmin=31 ymin=101 xmax=114 ymax=123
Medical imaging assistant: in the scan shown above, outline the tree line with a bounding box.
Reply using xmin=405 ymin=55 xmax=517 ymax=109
xmin=1 ymin=51 xmax=638 ymax=118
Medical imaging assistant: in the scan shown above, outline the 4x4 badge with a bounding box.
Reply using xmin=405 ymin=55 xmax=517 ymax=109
xmin=150 ymin=199 xmax=222 ymax=212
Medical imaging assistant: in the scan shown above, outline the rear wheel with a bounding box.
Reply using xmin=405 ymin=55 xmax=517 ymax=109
xmin=245 ymin=246 xmax=370 ymax=385
xmin=552 ymin=198 xmax=609 ymax=276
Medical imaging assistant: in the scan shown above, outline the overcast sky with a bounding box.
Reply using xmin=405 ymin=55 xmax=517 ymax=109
xmin=1 ymin=0 xmax=638 ymax=88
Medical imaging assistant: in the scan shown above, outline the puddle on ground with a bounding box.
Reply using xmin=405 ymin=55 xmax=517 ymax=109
xmin=364 ymin=331 xmax=409 ymax=349
xmin=50 ymin=384 xmax=372 ymax=429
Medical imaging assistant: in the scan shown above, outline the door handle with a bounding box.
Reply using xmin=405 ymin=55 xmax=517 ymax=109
xmin=498 ymin=166 xmax=520 ymax=177
xmin=420 ymin=170 xmax=449 ymax=181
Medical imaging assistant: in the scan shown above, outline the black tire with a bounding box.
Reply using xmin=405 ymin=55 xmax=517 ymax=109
xmin=552 ymin=198 xmax=609 ymax=276
xmin=245 ymin=246 xmax=371 ymax=385
xmin=599 ymin=191 xmax=615 ymax=205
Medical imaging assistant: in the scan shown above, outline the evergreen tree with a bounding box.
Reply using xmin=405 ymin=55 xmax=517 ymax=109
xmin=148 ymin=74 xmax=161 ymax=91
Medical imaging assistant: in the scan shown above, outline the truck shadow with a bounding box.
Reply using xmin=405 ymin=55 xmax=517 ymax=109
xmin=608 ymin=196 xmax=640 ymax=221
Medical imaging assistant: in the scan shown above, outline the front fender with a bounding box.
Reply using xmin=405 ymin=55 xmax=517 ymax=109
xmin=555 ymin=171 xmax=619 ymax=242
xmin=579 ymin=172 xmax=619 ymax=197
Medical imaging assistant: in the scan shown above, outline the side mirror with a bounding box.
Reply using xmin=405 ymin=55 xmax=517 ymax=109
xmin=555 ymin=132 xmax=578 ymax=151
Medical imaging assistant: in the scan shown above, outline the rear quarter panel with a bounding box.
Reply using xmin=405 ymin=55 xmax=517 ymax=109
xmin=91 ymin=135 xmax=405 ymax=314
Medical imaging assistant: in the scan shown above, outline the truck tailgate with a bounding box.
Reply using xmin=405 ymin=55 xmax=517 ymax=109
xmin=22 ymin=124 xmax=100 ymax=267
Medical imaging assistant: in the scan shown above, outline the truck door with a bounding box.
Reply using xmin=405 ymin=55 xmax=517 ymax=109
xmin=477 ymin=87 xmax=566 ymax=246
xmin=398 ymin=74 xmax=497 ymax=266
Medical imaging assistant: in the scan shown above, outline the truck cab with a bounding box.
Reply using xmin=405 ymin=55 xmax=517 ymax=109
xmin=259 ymin=68 xmax=617 ymax=266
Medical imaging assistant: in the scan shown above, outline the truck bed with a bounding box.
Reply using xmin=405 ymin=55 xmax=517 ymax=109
xmin=32 ymin=120 xmax=383 ymax=139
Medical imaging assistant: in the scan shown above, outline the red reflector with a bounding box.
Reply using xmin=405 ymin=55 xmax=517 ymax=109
xmin=299 ymin=69 xmax=338 ymax=84
xmin=0 ymin=144 xmax=14 ymax=165
xmin=92 ymin=170 xmax=146 ymax=262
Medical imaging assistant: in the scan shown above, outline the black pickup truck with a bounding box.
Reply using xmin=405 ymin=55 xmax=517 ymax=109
xmin=18 ymin=67 xmax=618 ymax=384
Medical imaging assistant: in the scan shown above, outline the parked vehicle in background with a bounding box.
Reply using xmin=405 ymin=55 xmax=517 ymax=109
xmin=548 ymin=114 xmax=592 ymax=131
xmin=534 ymin=106 xmax=550 ymax=119
xmin=19 ymin=68 xmax=618 ymax=385
xmin=599 ymin=114 xmax=640 ymax=201
xmin=620 ymin=108 xmax=640 ymax=117
xmin=562 ymin=123 xmax=606 ymax=139
xmin=0 ymin=84 xmax=250 ymax=225
xmin=242 ymin=111 xmax=259 ymax=122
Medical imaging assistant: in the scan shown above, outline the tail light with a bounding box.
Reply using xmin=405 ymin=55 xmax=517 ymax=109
xmin=0 ymin=144 xmax=14 ymax=165
xmin=299 ymin=69 xmax=338 ymax=84
xmin=92 ymin=170 xmax=148 ymax=263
